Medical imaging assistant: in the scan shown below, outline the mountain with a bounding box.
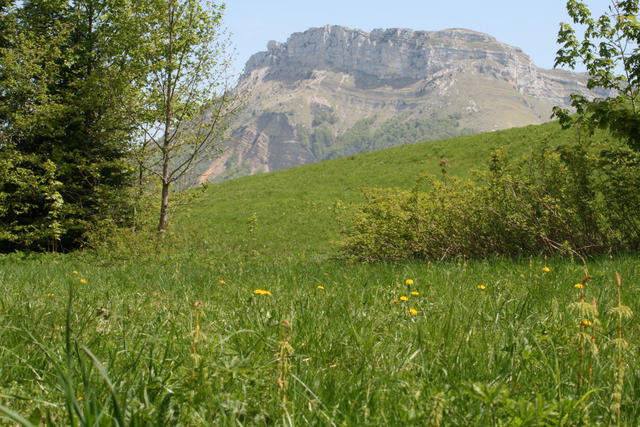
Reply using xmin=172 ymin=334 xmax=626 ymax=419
xmin=197 ymin=25 xmax=602 ymax=183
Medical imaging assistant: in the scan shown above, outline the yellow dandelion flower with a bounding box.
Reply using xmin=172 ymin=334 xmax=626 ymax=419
xmin=410 ymin=291 xmax=420 ymax=296
xmin=477 ymin=284 xmax=486 ymax=290
xmin=253 ymin=289 xmax=272 ymax=296
xmin=72 ymin=270 xmax=79 ymax=275
xmin=317 ymin=285 xmax=325 ymax=290
xmin=408 ymin=308 xmax=418 ymax=316
xmin=543 ymin=267 xmax=551 ymax=272
xmin=392 ymin=299 xmax=401 ymax=303
xmin=218 ymin=280 xmax=226 ymax=285
xmin=79 ymin=279 xmax=87 ymax=284
xmin=574 ymin=283 xmax=584 ymax=289
xmin=405 ymin=279 xmax=414 ymax=285
xmin=581 ymin=319 xmax=593 ymax=327
xmin=399 ymin=296 xmax=409 ymax=301
xmin=47 ymin=293 xmax=55 ymax=297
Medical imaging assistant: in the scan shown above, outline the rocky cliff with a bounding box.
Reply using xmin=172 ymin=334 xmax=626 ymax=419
xmin=198 ymin=25 xmax=602 ymax=183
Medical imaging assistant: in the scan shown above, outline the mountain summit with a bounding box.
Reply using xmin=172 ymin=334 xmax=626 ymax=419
xmin=198 ymin=25 xmax=601 ymax=182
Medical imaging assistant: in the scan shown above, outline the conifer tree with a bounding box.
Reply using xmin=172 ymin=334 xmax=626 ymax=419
xmin=0 ymin=0 xmax=140 ymax=251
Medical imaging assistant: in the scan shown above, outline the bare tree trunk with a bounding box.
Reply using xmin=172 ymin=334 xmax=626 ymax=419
xmin=158 ymin=179 xmax=170 ymax=233
xmin=158 ymin=2 xmax=174 ymax=235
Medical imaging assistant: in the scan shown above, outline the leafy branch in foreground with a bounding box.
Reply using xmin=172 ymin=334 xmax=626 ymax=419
xmin=554 ymin=0 xmax=640 ymax=150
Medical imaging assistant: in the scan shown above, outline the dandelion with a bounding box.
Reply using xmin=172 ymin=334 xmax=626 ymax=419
xmin=72 ymin=270 xmax=79 ymax=275
xmin=408 ymin=308 xmax=418 ymax=316
xmin=254 ymin=289 xmax=272 ymax=296
xmin=316 ymin=285 xmax=325 ymax=290
xmin=392 ymin=299 xmax=401 ymax=303
xmin=47 ymin=293 xmax=55 ymax=297
xmin=574 ymin=283 xmax=584 ymax=289
xmin=79 ymin=279 xmax=87 ymax=284
xmin=400 ymin=296 xmax=409 ymax=301
xmin=543 ymin=267 xmax=551 ymax=272
xmin=411 ymin=291 xmax=420 ymax=296
xmin=581 ymin=319 xmax=593 ymax=327
xmin=218 ymin=280 xmax=226 ymax=285
xmin=477 ymin=284 xmax=486 ymax=290
xmin=405 ymin=279 xmax=414 ymax=285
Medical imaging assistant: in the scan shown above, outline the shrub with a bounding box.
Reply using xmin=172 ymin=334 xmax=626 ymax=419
xmin=337 ymin=142 xmax=640 ymax=261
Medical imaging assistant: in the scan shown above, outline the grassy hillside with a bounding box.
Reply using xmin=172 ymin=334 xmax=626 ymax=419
xmin=178 ymin=121 xmax=583 ymax=259
xmin=1 ymin=122 xmax=638 ymax=425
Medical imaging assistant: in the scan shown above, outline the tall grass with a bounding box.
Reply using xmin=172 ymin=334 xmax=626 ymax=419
xmin=0 ymin=122 xmax=638 ymax=424
xmin=1 ymin=252 xmax=638 ymax=424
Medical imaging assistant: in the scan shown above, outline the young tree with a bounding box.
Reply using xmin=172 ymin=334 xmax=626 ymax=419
xmin=554 ymin=0 xmax=640 ymax=150
xmin=133 ymin=0 xmax=238 ymax=233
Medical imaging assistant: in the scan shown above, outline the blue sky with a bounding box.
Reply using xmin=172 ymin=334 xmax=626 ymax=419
xmin=224 ymin=0 xmax=613 ymax=77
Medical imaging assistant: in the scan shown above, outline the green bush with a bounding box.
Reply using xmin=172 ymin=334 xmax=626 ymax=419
xmin=337 ymin=142 xmax=640 ymax=261
xmin=0 ymin=147 xmax=64 ymax=252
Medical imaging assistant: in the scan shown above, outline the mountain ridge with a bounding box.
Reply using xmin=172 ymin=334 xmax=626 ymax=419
xmin=196 ymin=25 xmax=603 ymax=183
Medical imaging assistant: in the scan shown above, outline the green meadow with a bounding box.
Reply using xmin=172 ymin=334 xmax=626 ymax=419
xmin=1 ymin=122 xmax=639 ymax=425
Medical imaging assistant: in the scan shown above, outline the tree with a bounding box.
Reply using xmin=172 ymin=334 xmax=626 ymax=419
xmin=554 ymin=0 xmax=640 ymax=150
xmin=0 ymin=0 xmax=141 ymax=251
xmin=133 ymin=0 xmax=238 ymax=233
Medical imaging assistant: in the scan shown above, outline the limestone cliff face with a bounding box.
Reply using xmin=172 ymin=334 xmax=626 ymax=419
xmin=200 ymin=25 xmax=602 ymax=183
xmin=250 ymin=28 xmax=527 ymax=87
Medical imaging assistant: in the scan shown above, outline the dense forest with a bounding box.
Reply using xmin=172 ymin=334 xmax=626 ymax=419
xmin=298 ymin=114 xmax=473 ymax=161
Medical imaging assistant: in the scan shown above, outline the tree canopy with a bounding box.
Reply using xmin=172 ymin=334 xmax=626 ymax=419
xmin=0 ymin=0 xmax=142 ymax=251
